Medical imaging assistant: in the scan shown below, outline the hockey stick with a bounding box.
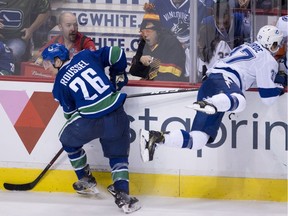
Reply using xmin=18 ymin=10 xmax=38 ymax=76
xmin=127 ymin=88 xmax=198 ymax=98
xmin=3 ymin=147 xmax=64 ymax=191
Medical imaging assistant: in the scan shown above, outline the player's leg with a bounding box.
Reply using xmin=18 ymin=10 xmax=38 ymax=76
xmin=139 ymin=129 xmax=209 ymax=162
xmin=59 ymin=117 xmax=104 ymax=195
xmin=202 ymin=92 xmax=246 ymax=113
xmin=140 ymin=129 xmax=191 ymax=162
xmin=63 ymin=146 xmax=98 ymax=195
xmin=191 ymin=74 xmax=246 ymax=114
xmin=107 ymin=157 xmax=140 ymax=213
xmin=140 ymin=106 xmax=225 ymax=162
xmin=101 ymin=106 xmax=141 ymax=213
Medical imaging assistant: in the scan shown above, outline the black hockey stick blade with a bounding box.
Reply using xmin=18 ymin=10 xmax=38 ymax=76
xmin=127 ymin=88 xmax=198 ymax=98
xmin=3 ymin=148 xmax=64 ymax=191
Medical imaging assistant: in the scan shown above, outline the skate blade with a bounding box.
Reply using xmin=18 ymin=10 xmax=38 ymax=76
xmin=139 ymin=129 xmax=150 ymax=163
xmin=186 ymin=104 xmax=216 ymax=115
xmin=76 ymin=186 xmax=100 ymax=196
xmin=122 ymin=202 xmax=141 ymax=214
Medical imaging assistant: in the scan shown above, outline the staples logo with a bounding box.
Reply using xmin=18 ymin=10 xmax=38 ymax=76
xmin=0 ymin=90 xmax=58 ymax=154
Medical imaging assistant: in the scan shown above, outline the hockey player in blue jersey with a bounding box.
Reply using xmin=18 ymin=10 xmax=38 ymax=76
xmin=41 ymin=43 xmax=141 ymax=213
xmin=140 ymin=25 xmax=285 ymax=162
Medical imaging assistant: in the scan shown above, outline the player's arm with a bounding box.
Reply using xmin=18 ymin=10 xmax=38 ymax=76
xmin=256 ymin=62 xmax=284 ymax=105
xmin=98 ymin=46 xmax=128 ymax=91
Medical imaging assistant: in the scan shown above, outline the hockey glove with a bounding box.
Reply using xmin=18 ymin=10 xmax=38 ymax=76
xmin=110 ymin=71 xmax=128 ymax=91
xmin=115 ymin=72 xmax=128 ymax=91
xmin=274 ymin=71 xmax=287 ymax=87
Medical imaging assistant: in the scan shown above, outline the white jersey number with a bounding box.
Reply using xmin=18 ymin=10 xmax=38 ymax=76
xmin=225 ymin=46 xmax=256 ymax=64
xmin=69 ymin=68 xmax=109 ymax=100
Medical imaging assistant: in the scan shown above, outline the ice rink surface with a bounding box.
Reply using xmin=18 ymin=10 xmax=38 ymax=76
xmin=0 ymin=190 xmax=287 ymax=216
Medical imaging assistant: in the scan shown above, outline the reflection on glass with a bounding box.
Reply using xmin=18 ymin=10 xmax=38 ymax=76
xmin=197 ymin=1 xmax=251 ymax=79
xmin=0 ymin=0 xmax=286 ymax=83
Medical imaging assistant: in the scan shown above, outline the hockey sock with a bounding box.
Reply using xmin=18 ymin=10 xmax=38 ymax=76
xmin=64 ymin=146 xmax=88 ymax=179
xmin=163 ymin=129 xmax=192 ymax=149
xmin=205 ymin=93 xmax=246 ymax=113
xmin=189 ymin=131 xmax=209 ymax=150
xmin=205 ymin=93 xmax=231 ymax=112
xmin=229 ymin=93 xmax=246 ymax=113
xmin=109 ymin=157 xmax=129 ymax=194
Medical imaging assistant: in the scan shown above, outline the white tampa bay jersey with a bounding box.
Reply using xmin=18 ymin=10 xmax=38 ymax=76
xmin=208 ymin=41 xmax=282 ymax=105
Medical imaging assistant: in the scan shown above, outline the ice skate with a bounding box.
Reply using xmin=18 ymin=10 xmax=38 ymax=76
xmin=139 ymin=129 xmax=165 ymax=162
xmin=187 ymin=100 xmax=217 ymax=115
xmin=107 ymin=184 xmax=141 ymax=214
xmin=73 ymin=165 xmax=99 ymax=195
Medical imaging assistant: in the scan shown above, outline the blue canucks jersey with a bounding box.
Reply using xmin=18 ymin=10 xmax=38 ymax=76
xmin=153 ymin=0 xmax=190 ymax=44
xmin=53 ymin=46 xmax=127 ymax=119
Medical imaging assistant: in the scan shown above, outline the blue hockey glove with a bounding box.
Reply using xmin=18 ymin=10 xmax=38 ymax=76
xmin=116 ymin=72 xmax=128 ymax=91
xmin=110 ymin=71 xmax=128 ymax=91
xmin=274 ymin=71 xmax=287 ymax=87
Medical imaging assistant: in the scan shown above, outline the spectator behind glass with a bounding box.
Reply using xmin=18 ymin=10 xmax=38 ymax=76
xmin=0 ymin=0 xmax=50 ymax=73
xmin=275 ymin=15 xmax=288 ymax=75
xmin=197 ymin=0 xmax=251 ymax=77
xmin=0 ymin=41 xmax=15 ymax=75
xmin=34 ymin=12 xmax=96 ymax=64
xmin=129 ymin=3 xmax=187 ymax=82
xmin=152 ymin=0 xmax=190 ymax=77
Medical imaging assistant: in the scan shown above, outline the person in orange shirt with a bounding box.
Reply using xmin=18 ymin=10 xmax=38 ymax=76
xmin=34 ymin=12 xmax=96 ymax=63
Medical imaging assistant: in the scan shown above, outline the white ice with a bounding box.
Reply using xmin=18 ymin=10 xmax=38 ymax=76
xmin=0 ymin=190 xmax=287 ymax=216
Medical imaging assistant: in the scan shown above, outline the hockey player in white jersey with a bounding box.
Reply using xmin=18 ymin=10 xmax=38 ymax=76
xmin=140 ymin=25 xmax=285 ymax=162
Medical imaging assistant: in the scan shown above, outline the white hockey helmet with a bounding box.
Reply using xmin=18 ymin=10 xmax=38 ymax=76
xmin=257 ymin=25 xmax=283 ymax=54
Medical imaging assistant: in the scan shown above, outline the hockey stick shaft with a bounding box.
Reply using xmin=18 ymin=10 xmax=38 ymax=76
xmin=3 ymin=147 xmax=64 ymax=191
xmin=127 ymin=88 xmax=198 ymax=98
